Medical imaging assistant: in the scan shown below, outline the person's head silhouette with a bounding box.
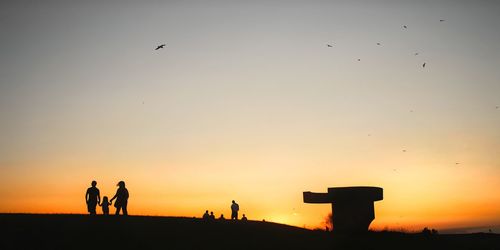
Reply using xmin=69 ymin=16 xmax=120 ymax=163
xmin=232 ymin=200 xmax=235 ymax=204
xmin=117 ymin=181 xmax=125 ymax=188
xmin=91 ymin=180 xmax=97 ymax=187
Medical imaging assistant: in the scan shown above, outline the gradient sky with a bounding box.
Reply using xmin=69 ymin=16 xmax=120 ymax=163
xmin=1 ymin=0 xmax=500 ymax=231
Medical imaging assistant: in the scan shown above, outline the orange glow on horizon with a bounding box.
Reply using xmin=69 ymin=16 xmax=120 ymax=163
xmin=1 ymin=155 xmax=499 ymax=231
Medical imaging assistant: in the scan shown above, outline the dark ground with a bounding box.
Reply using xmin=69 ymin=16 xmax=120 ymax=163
xmin=1 ymin=214 xmax=499 ymax=250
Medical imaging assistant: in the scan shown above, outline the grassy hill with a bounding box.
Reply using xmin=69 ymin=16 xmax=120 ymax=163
xmin=1 ymin=214 xmax=499 ymax=250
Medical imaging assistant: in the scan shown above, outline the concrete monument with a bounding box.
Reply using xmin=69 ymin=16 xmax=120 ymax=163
xmin=303 ymin=186 xmax=383 ymax=233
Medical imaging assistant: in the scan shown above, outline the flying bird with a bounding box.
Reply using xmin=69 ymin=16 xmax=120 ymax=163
xmin=327 ymin=44 xmax=333 ymax=47
xmin=155 ymin=44 xmax=166 ymax=50
xmin=403 ymin=25 xmax=407 ymax=29
xmin=402 ymin=149 xmax=407 ymax=152
xmin=357 ymin=59 xmax=361 ymax=61
xmin=376 ymin=42 xmax=381 ymax=46
xmin=422 ymin=62 xmax=426 ymax=68
xmin=414 ymin=52 xmax=419 ymax=56
xmin=440 ymin=19 xmax=445 ymax=22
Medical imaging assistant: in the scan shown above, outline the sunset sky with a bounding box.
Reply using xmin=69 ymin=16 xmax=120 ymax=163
xmin=1 ymin=0 xmax=500 ymax=231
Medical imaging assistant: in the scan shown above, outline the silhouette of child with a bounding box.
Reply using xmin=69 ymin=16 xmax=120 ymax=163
xmin=99 ymin=196 xmax=112 ymax=215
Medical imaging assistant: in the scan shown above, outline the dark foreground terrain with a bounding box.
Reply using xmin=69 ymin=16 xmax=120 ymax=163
xmin=1 ymin=214 xmax=499 ymax=250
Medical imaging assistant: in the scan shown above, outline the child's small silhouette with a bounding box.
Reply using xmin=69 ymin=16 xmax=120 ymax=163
xmin=99 ymin=196 xmax=112 ymax=215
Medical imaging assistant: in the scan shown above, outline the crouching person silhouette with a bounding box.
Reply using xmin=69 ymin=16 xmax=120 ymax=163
xmin=110 ymin=181 xmax=129 ymax=216
xmin=85 ymin=180 xmax=100 ymax=215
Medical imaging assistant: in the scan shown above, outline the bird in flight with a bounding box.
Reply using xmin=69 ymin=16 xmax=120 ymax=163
xmin=414 ymin=52 xmax=419 ymax=56
xmin=376 ymin=42 xmax=381 ymax=46
xmin=357 ymin=59 xmax=361 ymax=61
xmin=422 ymin=62 xmax=426 ymax=68
xmin=440 ymin=19 xmax=445 ymax=22
xmin=155 ymin=44 xmax=166 ymax=50
xmin=403 ymin=25 xmax=407 ymax=29
xmin=402 ymin=149 xmax=407 ymax=152
xmin=327 ymin=44 xmax=333 ymax=47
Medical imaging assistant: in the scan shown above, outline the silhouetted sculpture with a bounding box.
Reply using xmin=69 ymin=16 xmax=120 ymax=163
xmin=231 ymin=200 xmax=239 ymax=220
xmin=99 ymin=196 xmax=111 ymax=215
xmin=85 ymin=180 xmax=100 ymax=215
xmin=110 ymin=181 xmax=129 ymax=216
xmin=303 ymin=186 xmax=383 ymax=233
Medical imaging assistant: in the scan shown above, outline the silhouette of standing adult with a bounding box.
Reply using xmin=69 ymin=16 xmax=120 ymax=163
xmin=85 ymin=180 xmax=100 ymax=215
xmin=231 ymin=200 xmax=239 ymax=220
xmin=110 ymin=181 xmax=129 ymax=216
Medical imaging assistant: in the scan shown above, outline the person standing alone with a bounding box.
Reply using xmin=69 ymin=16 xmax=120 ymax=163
xmin=85 ymin=180 xmax=100 ymax=215
xmin=231 ymin=200 xmax=239 ymax=220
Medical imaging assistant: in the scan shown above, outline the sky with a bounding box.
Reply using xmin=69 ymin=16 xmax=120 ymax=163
xmin=1 ymin=0 xmax=500 ymax=231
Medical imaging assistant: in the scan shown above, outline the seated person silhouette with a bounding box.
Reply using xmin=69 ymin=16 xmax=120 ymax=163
xmin=209 ymin=211 xmax=215 ymax=220
xmin=219 ymin=214 xmax=225 ymax=220
xmin=110 ymin=181 xmax=129 ymax=216
xmin=85 ymin=180 xmax=100 ymax=215
xmin=99 ymin=196 xmax=111 ymax=215
xmin=203 ymin=210 xmax=210 ymax=220
xmin=241 ymin=214 xmax=248 ymax=221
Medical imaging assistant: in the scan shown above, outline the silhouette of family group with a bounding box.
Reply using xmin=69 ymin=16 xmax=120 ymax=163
xmin=85 ymin=180 xmax=129 ymax=215
xmin=202 ymin=200 xmax=248 ymax=221
xmin=85 ymin=180 xmax=250 ymax=221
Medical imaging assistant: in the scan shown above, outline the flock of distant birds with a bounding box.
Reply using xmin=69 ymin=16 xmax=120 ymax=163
xmin=154 ymin=20 xmax=449 ymax=67
xmin=324 ymin=21 xmax=447 ymax=68
xmin=151 ymin=18 xmax=500 ymax=169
